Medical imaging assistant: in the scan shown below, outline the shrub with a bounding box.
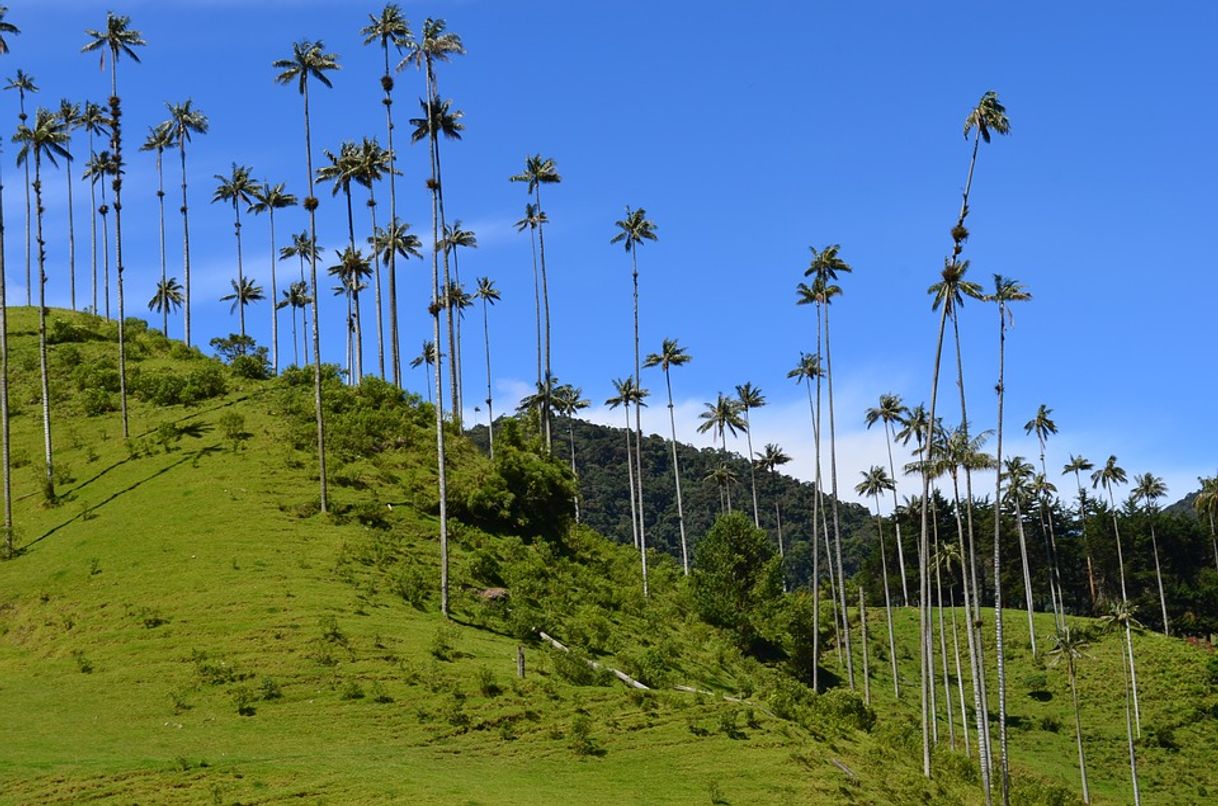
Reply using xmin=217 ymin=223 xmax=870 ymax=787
xmin=231 ymin=352 xmax=270 ymax=380
xmin=429 ymin=625 xmax=454 ymax=661
xmin=259 ymin=676 xmax=282 ymax=701
xmin=231 ymin=685 xmax=257 ymax=716
xmin=568 ymin=713 xmax=604 ymax=756
xmin=340 ymin=680 xmax=365 ymax=700
xmin=477 ymin=666 xmax=502 ymax=697
xmin=394 ymin=566 xmax=428 ymax=609
xmin=183 ymin=364 xmax=227 ymax=402
xmin=691 ymin=512 xmax=783 ymax=645
xmin=80 ymin=388 xmax=115 ymax=416
xmin=219 ymin=412 xmax=247 ymax=450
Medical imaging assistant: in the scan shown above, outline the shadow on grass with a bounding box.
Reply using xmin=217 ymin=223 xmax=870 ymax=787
xmin=21 ymin=444 xmax=224 ymax=553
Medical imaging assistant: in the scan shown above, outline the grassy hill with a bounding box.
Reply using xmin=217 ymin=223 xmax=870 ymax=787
xmin=0 ymin=308 xmax=1216 ymax=804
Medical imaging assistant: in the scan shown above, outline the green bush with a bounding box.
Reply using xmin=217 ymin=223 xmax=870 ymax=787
xmin=183 ymin=364 xmax=227 ymax=402
xmin=231 ymin=352 xmax=270 ymax=380
xmin=568 ymin=713 xmax=603 ymax=756
xmin=691 ymin=512 xmax=783 ymax=646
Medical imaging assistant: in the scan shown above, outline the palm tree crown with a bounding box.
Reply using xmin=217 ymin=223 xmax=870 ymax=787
xmin=610 ymin=207 xmax=658 ymax=252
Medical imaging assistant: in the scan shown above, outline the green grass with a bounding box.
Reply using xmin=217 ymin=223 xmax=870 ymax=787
xmin=0 ymin=308 xmax=1214 ymax=804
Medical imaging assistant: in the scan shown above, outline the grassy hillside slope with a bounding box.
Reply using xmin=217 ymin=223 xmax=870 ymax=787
xmin=0 ymin=309 xmax=1215 ymax=804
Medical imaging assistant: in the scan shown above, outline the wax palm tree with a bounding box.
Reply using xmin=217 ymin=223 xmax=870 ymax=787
xmin=1195 ymin=476 xmax=1218 ymax=575
xmin=515 ymin=202 xmax=547 ymax=394
xmin=1091 ymin=455 xmax=1141 ymax=734
xmin=442 ymin=220 xmax=477 ymax=412
xmin=81 ymin=149 xmax=117 ymax=317
xmin=1064 ymin=454 xmax=1099 ymax=606
xmin=865 ymin=393 xmax=912 ymax=604
xmin=274 ymin=39 xmax=338 ymax=515
xmin=212 ymin=164 xmax=261 ymax=340
xmin=735 ymin=382 xmax=766 ymax=528
xmin=1047 ymin=627 xmax=1091 ymax=805
xmin=510 ymin=153 xmax=560 ymax=420
xmin=4 ymin=68 xmax=36 ymax=306
xmin=250 ymin=181 xmax=297 ymax=373
xmin=14 ymin=107 xmax=69 ymax=500
xmin=83 ymin=11 xmax=145 ymax=441
xmin=1002 ymin=457 xmax=1039 ymax=654
xmin=856 ymin=465 xmax=901 ymax=699
xmin=410 ymin=340 xmax=438 ymax=403
xmin=802 ymin=243 xmax=856 ymax=690
xmin=139 ymin=121 xmax=173 ymax=333
xmin=755 ymin=442 xmax=792 ymax=567
xmin=1132 ymin=472 xmax=1170 ymax=635
xmin=607 ymin=376 xmax=650 ymax=595
xmin=789 ymin=351 xmax=828 ymax=689
xmin=79 ymin=101 xmax=109 ymax=316
xmin=644 ymin=338 xmax=692 ymax=574
xmin=0 ymin=6 xmax=19 ymax=556
xmin=704 ymin=463 xmax=740 ymax=512
xmin=221 ymin=276 xmax=265 ymax=335
xmin=1101 ymin=601 xmax=1143 ymax=805
xmin=166 ymin=99 xmax=208 ymax=346
xmin=58 ymin=99 xmax=82 ymax=310
xmin=317 ymin=141 xmax=361 ymax=245
xmin=612 ymin=206 xmax=658 ymax=566
xmin=328 ymin=247 xmax=372 ymax=382
xmin=277 ymin=280 xmax=311 ymax=367
xmin=148 ymin=277 xmax=183 ymax=325
xmin=552 ymin=383 xmax=589 ymax=522
xmin=352 ymin=137 xmax=394 ymax=380
xmin=474 ymin=277 xmax=500 ymax=457
xmin=954 ymin=90 xmax=1011 ymax=253
xmin=362 ymin=4 xmax=411 ymax=386
xmin=697 ymin=393 xmax=746 ymax=511
xmin=1025 ymin=404 xmax=1064 ymax=624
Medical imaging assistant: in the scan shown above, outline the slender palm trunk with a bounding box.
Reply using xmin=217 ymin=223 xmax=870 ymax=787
xmin=630 ymin=249 xmax=648 ymax=598
xmin=527 ymin=224 xmax=541 ymax=393
xmin=623 ymin=407 xmax=638 ymax=549
xmin=1067 ymin=653 xmax=1090 ymax=804
xmin=1148 ymin=517 xmax=1169 ymax=635
xmin=100 ymin=183 xmax=110 ymax=319
xmin=425 ymin=60 xmax=449 ymax=614
xmin=775 ymin=498 xmax=786 ymax=592
xmin=428 ymin=96 xmax=457 ymax=429
xmin=992 ymin=298 xmax=1012 ymax=806
xmin=872 ymin=494 xmax=900 ymax=698
xmin=950 ymin=588 xmax=971 ymax=756
xmin=20 ymin=92 xmax=30 ymax=307
xmin=1107 ymin=487 xmax=1140 ymax=734
xmin=935 ymin=531 xmax=955 ymax=748
xmin=480 ymin=295 xmax=494 ymax=459
xmin=824 ymin=300 xmax=853 ymax=688
xmin=449 ymin=247 xmax=462 ymax=417
xmin=88 ymin=128 xmax=98 ymax=316
xmin=65 ymin=138 xmax=77 ymax=311
xmin=822 ymin=485 xmax=843 ymax=667
xmin=859 ymin=588 xmax=871 ymax=706
xmin=744 ymin=407 xmax=760 ymax=527
xmin=535 ymin=185 xmax=552 ymax=452
xmin=368 ymin=185 xmax=383 ymax=380
xmin=178 ymin=137 xmax=194 ymax=347
xmin=232 ymin=199 xmax=247 ymax=338
xmin=109 ymin=64 xmax=130 ymax=440
xmin=950 ymin=473 xmax=990 ymax=780
xmin=1013 ymin=499 xmax=1036 ymax=655
xmin=381 ymin=45 xmax=401 ymax=387
xmin=155 ymin=148 xmax=167 ymax=334
xmin=804 ymin=374 xmax=822 ymax=691
xmin=301 ymin=80 xmax=328 ymax=514
xmin=268 ymin=208 xmax=279 ymax=373
xmin=32 ymin=153 xmax=53 ymax=498
xmin=885 ymin=420 xmax=911 ymax=605
xmin=0 ymin=157 xmax=12 ymax=555
xmin=664 ymin=368 xmax=689 ymax=575
xmin=290 ymin=299 xmax=298 ymax=367
xmin=1120 ymin=630 xmax=1142 ymax=805
xmin=567 ymin=421 xmax=581 ymax=522
xmin=1073 ymin=476 xmax=1098 ymax=608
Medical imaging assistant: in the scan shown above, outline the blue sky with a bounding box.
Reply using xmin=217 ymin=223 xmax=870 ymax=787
xmin=6 ymin=1 xmax=1216 ymax=506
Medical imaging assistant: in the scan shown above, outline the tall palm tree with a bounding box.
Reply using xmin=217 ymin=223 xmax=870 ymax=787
xmin=277 ymin=280 xmax=311 ymax=367
xmin=166 ymin=99 xmax=208 ymax=347
xmin=14 ymin=107 xmax=69 ymax=500
xmin=515 ymin=202 xmax=547 ymax=398
xmin=353 ymin=137 xmax=394 ymax=380
xmin=361 ymin=4 xmax=411 ymax=386
xmin=250 ymin=181 xmax=297 ymax=373
xmin=317 ymin=141 xmax=363 ymax=376
xmin=1002 ymin=457 xmax=1039 ymax=655
xmin=934 ymin=537 xmax=972 ymax=755
xmin=82 ymin=11 xmax=145 ymax=441
xmin=1195 ymin=476 xmax=1218 ymax=575
xmin=1064 ymin=454 xmax=1099 ymax=607
xmin=0 ymin=5 xmax=20 ymax=557
xmin=1048 ymin=627 xmax=1091 ymax=805
xmin=1132 ymin=472 xmax=1170 ymax=636
xmin=612 ymin=206 xmax=658 ymax=579
xmin=57 ymin=99 xmax=82 ymax=310
xmin=1025 ymin=404 xmax=1064 ymax=625
xmin=140 ymin=121 xmax=174 ymax=334
xmin=79 ymin=101 xmax=108 ymax=316
xmin=212 ymin=164 xmax=261 ymax=340
xmin=735 ymin=382 xmax=766 ymax=528
xmin=755 ymin=443 xmax=792 ymax=576
xmin=474 ymin=277 xmax=500 ymax=457
xmin=865 ymin=393 xmax=912 ymax=604
xmin=1091 ymin=455 xmax=1141 ymax=735
xmin=371 ymin=220 xmax=422 ymax=379
xmin=552 ymin=383 xmax=589 ymax=522
xmin=607 ymin=376 xmax=650 ymax=595
xmin=4 ymin=68 xmax=36 ymax=306
xmin=510 ymin=153 xmax=560 ymax=427
xmin=148 ymin=277 xmax=183 ymax=326
xmin=644 ymin=338 xmax=692 ymax=574
xmin=1101 ymin=601 xmax=1143 ymax=806
xmin=856 ymin=465 xmax=901 ymax=699
xmin=789 ymin=351 xmax=828 ymax=690
xmin=410 ymin=340 xmax=438 ymax=403
xmin=220 ymin=277 xmax=265 ymax=337
xmin=697 ymin=393 xmax=746 ymax=511
xmin=441 ymin=220 xmax=477 ymax=411
xmin=81 ymin=149 xmax=117 ymax=318
xmin=803 ymin=243 xmax=855 ymax=690
xmin=274 ymin=39 xmax=338 ymax=515
xmin=328 ymin=247 xmax=372 ymax=382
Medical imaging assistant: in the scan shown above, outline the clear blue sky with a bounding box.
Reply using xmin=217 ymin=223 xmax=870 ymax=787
xmin=7 ymin=1 xmax=1216 ymax=505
